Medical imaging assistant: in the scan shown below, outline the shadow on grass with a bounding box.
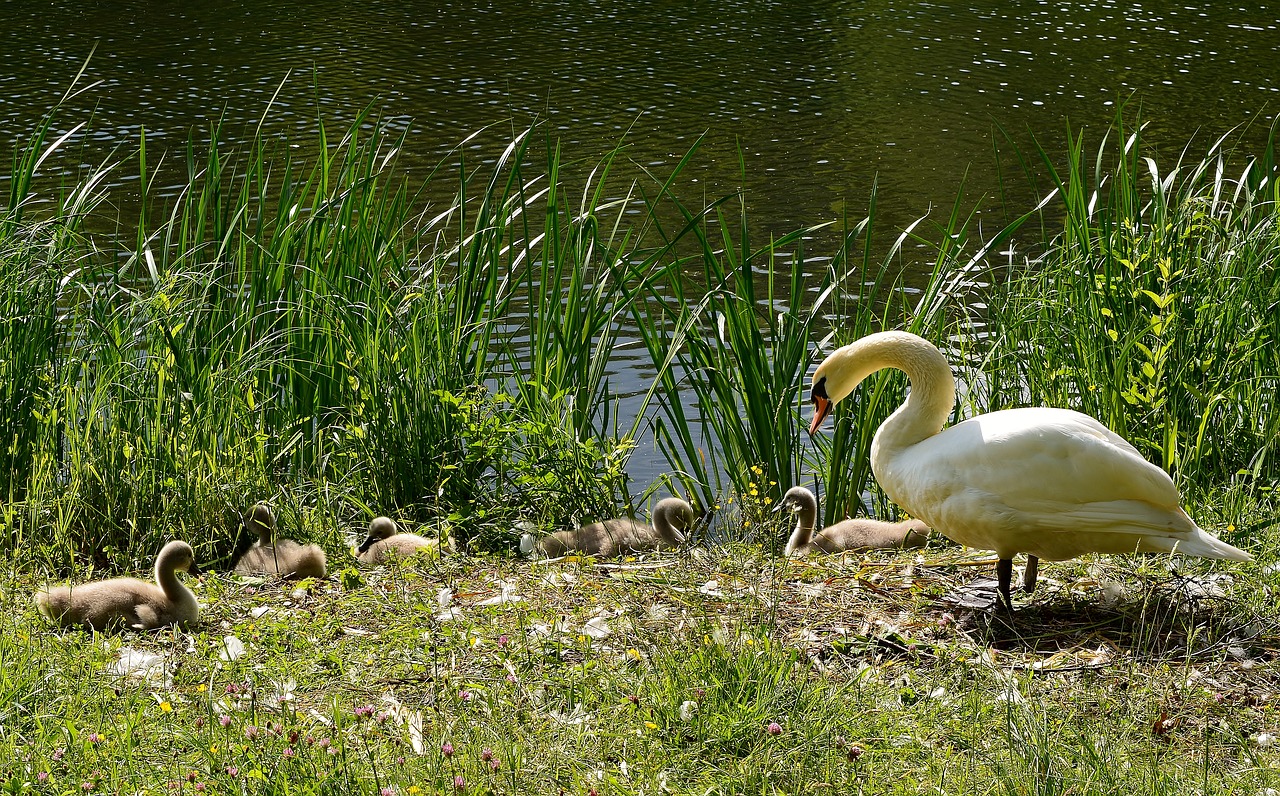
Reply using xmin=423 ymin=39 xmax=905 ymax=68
xmin=970 ymin=577 xmax=1274 ymax=668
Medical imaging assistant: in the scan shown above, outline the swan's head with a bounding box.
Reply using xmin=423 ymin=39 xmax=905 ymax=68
xmin=244 ymin=503 xmax=277 ymax=542
xmin=358 ymin=516 xmax=399 ymax=553
xmin=809 ymin=331 xmax=940 ymax=435
xmin=158 ymin=540 xmax=199 ymax=575
xmin=809 ymin=342 xmax=877 ymax=435
xmin=772 ymin=486 xmax=817 ymax=516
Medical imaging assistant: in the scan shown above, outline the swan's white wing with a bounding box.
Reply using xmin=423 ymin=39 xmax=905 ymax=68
xmin=885 ymin=407 xmax=1199 ymax=557
xmin=900 ymin=408 xmax=1180 ymax=508
xmin=971 ymin=408 xmax=1182 ymax=510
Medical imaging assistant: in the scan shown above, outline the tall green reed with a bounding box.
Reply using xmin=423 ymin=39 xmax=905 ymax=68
xmin=2 ymin=87 xmax=698 ymax=565
xmin=14 ymin=74 xmax=1273 ymax=568
xmin=0 ymin=230 xmax=64 ymax=505
xmin=1 ymin=57 xmax=115 ymax=552
xmin=626 ymin=177 xmax=836 ymax=525
xmin=627 ymin=158 xmax=1034 ymax=533
xmin=973 ymin=117 xmax=1280 ymax=497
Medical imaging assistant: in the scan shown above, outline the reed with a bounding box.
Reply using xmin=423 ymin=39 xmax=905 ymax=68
xmin=972 ymin=117 xmax=1280 ymax=498
xmin=626 ymin=164 xmax=1032 ymax=533
xmin=5 ymin=83 xmax=1277 ymax=567
xmin=0 ymin=98 xmax=661 ymax=566
xmin=0 ymin=228 xmax=65 ymax=505
xmin=625 ymin=174 xmax=841 ymax=524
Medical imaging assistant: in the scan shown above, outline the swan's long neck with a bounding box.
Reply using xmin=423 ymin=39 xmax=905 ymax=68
xmin=653 ymin=500 xmax=688 ymax=545
xmin=155 ymin=553 xmax=192 ymax=604
xmin=784 ymin=497 xmax=818 ymax=556
xmin=854 ymin=334 xmax=955 ymax=456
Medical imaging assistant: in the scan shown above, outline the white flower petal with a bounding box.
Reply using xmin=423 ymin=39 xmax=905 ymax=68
xmin=582 ymin=616 xmax=612 ymax=640
xmin=107 ymin=647 xmax=171 ymax=687
xmin=219 ymin=636 xmax=247 ymax=662
xmin=679 ymin=700 xmax=697 ymax=722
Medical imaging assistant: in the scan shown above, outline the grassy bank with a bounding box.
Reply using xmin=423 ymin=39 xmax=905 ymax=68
xmin=4 ymin=534 xmax=1280 ymax=794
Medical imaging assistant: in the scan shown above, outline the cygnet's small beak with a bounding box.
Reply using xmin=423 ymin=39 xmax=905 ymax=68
xmin=356 ymin=535 xmax=376 ymax=554
xmin=188 ymin=560 xmax=203 ymax=576
xmin=770 ymin=500 xmax=788 ymax=514
xmin=808 ymin=395 xmax=832 ymax=436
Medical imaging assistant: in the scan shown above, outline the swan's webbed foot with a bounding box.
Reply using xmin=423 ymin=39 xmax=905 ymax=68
xmin=1022 ymin=555 xmax=1039 ymax=594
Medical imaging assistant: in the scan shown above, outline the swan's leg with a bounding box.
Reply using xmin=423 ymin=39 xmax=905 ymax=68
xmin=1022 ymin=555 xmax=1039 ymax=593
xmin=996 ymin=558 xmax=1014 ymax=611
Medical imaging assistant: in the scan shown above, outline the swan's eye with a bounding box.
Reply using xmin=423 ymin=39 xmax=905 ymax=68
xmin=810 ymin=377 xmax=828 ymax=402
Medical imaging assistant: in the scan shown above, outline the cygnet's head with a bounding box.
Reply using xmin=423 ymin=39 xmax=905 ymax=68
xmin=901 ymin=519 xmax=932 ymax=549
xmin=773 ymin=486 xmax=817 ymax=515
xmin=159 ymin=540 xmax=199 ymax=574
xmin=358 ymin=516 xmax=399 ymax=553
xmin=244 ymin=503 xmax=277 ymax=541
xmin=667 ymin=500 xmax=696 ymax=530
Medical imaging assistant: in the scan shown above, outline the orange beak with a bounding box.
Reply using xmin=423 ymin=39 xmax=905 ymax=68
xmin=808 ymin=396 xmax=832 ymax=436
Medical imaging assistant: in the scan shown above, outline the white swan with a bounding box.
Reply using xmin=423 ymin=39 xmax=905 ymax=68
xmin=34 ymin=541 xmax=201 ymax=630
xmin=521 ymin=497 xmax=694 ymax=557
xmin=807 ymin=330 xmax=1250 ymax=608
xmin=234 ymin=503 xmax=328 ymax=580
xmin=775 ymin=486 xmax=931 ymax=556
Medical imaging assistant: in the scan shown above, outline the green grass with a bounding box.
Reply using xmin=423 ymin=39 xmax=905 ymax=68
xmin=3 ymin=515 xmax=1279 ymax=794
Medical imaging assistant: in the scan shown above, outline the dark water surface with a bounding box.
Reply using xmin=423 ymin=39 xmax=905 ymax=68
xmin=5 ymin=0 xmax=1277 ymax=227
xmin=3 ymin=0 xmax=1278 ymax=482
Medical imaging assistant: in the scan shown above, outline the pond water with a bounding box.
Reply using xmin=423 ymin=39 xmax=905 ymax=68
xmin=3 ymin=0 xmax=1278 ymax=484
